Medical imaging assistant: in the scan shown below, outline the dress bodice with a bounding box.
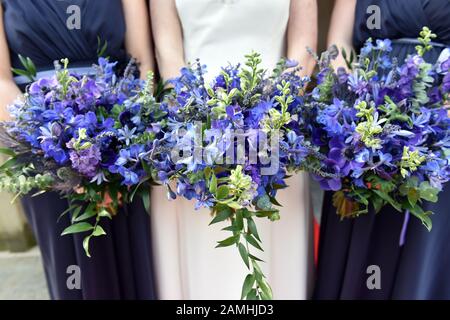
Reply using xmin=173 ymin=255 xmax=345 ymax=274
xmin=2 ymin=0 xmax=126 ymax=71
xmin=175 ymin=0 xmax=291 ymax=79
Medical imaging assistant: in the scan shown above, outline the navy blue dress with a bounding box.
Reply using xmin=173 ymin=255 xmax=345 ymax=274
xmin=314 ymin=0 xmax=450 ymax=300
xmin=2 ymin=0 xmax=157 ymax=299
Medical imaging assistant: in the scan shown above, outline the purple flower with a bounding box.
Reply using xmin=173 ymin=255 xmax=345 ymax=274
xmin=69 ymin=145 xmax=101 ymax=177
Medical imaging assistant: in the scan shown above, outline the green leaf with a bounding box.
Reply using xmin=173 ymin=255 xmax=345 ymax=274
xmin=92 ymin=225 xmax=106 ymax=237
xmin=209 ymin=174 xmax=217 ymax=193
xmin=57 ymin=205 xmax=78 ymax=223
xmin=372 ymin=189 xmax=402 ymax=212
xmin=26 ymin=57 xmax=36 ymax=76
xmin=246 ymin=289 xmax=258 ymax=300
xmin=371 ymin=195 xmax=384 ymax=213
xmin=61 ymin=222 xmax=94 ymax=236
xmin=83 ymin=236 xmax=92 ymax=258
xmin=18 ymin=55 xmax=29 ymax=70
xmin=209 ymin=206 xmax=232 ymax=225
xmin=241 ymin=274 xmax=255 ymax=299
xmin=235 ymin=210 xmax=244 ymax=230
xmin=254 ymin=210 xmax=278 ymax=218
xmin=221 ymin=225 xmax=239 ymax=232
xmin=73 ymin=206 xmax=97 ymax=222
xmin=141 ymin=191 xmax=151 ymax=213
xmin=238 ymin=243 xmax=249 ymax=269
xmin=216 ymin=235 xmax=240 ymax=248
xmin=247 ymin=218 xmax=260 ymax=241
xmin=419 ymin=182 xmax=439 ymax=203
xmin=245 ymin=234 xmax=263 ymax=251
xmin=216 ymin=185 xmax=229 ymax=200
xmin=70 ymin=206 xmax=83 ymax=223
xmin=268 ymin=194 xmax=282 ymax=207
xmin=258 ymin=278 xmax=273 ymax=300
xmin=98 ymin=209 xmax=112 ymax=219
xmin=204 ymin=167 xmax=212 ymax=181
xmin=11 ymin=68 xmax=30 ymax=78
xmin=227 ymin=201 xmax=242 ymax=210
xmin=407 ymin=188 xmax=420 ymax=206
xmin=248 ymin=253 xmax=264 ymax=262
xmin=408 ymin=205 xmax=433 ymax=231
xmin=0 ymin=148 xmax=16 ymax=157
xmin=0 ymin=157 xmax=17 ymax=171
xmin=252 ymin=260 xmax=264 ymax=280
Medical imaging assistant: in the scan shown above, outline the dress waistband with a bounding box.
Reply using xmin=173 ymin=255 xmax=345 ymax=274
xmin=391 ymin=38 xmax=448 ymax=48
xmin=14 ymin=66 xmax=95 ymax=86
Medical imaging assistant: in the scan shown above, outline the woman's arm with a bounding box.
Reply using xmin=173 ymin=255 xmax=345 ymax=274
xmin=150 ymin=0 xmax=185 ymax=81
xmin=327 ymin=0 xmax=356 ymax=70
xmin=287 ymin=0 xmax=318 ymax=77
xmin=122 ymin=0 xmax=155 ymax=78
xmin=0 ymin=5 xmax=20 ymax=121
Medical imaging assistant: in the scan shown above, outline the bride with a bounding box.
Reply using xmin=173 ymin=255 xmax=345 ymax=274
xmin=150 ymin=0 xmax=317 ymax=299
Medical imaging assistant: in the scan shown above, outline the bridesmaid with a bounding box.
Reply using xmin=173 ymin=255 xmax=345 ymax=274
xmin=0 ymin=0 xmax=157 ymax=299
xmin=151 ymin=0 xmax=317 ymax=299
xmin=314 ymin=0 xmax=450 ymax=299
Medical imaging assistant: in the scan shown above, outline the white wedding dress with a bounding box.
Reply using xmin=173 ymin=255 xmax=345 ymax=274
xmin=151 ymin=0 xmax=314 ymax=300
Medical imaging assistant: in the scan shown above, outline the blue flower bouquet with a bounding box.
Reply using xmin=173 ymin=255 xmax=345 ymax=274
xmin=151 ymin=53 xmax=314 ymax=299
xmin=303 ymin=27 xmax=450 ymax=230
xmin=0 ymin=57 xmax=164 ymax=256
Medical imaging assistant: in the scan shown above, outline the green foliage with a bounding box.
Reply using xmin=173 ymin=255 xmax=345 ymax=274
xmin=416 ymin=27 xmax=437 ymax=57
xmin=212 ymin=206 xmax=274 ymax=300
xmin=12 ymin=54 xmax=37 ymax=82
xmin=96 ymin=36 xmax=108 ymax=58
xmin=400 ymin=147 xmax=426 ymax=178
xmin=262 ymin=80 xmax=293 ymax=131
xmin=355 ymin=101 xmax=385 ymax=149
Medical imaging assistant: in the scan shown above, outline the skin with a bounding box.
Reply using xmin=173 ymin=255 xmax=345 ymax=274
xmin=150 ymin=0 xmax=318 ymax=81
xmin=0 ymin=0 xmax=155 ymax=121
xmin=326 ymin=0 xmax=357 ymax=70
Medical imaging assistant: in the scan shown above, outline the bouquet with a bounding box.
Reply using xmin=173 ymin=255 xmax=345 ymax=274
xmin=150 ymin=53 xmax=313 ymax=299
xmin=303 ymin=27 xmax=450 ymax=230
xmin=0 ymin=57 xmax=163 ymax=255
